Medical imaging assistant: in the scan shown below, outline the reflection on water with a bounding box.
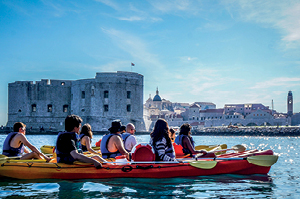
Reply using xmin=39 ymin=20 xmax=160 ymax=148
xmin=0 ymin=174 xmax=273 ymax=198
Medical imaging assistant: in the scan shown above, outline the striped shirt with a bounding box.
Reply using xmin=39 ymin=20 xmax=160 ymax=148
xmin=150 ymin=137 xmax=176 ymax=161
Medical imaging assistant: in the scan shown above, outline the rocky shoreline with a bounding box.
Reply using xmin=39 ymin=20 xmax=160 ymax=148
xmin=192 ymin=126 xmax=300 ymax=136
xmin=1 ymin=126 xmax=299 ymax=136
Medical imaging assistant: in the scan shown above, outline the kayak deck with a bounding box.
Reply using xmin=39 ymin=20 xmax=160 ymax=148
xmin=0 ymin=149 xmax=276 ymax=180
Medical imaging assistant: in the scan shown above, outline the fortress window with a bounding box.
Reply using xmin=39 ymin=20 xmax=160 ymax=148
xmin=61 ymin=82 xmax=65 ymax=86
xmin=18 ymin=109 xmax=22 ymax=112
xmin=104 ymin=105 xmax=109 ymax=112
xmin=47 ymin=104 xmax=52 ymax=112
xmin=127 ymin=91 xmax=131 ymax=99
xmin=91 ymin=86 xmax=95 ymax=96
xmin=63 ymin=105 xmax=68 ymax=113
xmin=104 ymin=90 xmax=109 ymax=98
xmin=32 ymin=104 xmax=36 ymax=112
xmin=82 ymin=91 xmax=85 ymax=99
xmin=127 ymin=104 xmax=131 ymax=112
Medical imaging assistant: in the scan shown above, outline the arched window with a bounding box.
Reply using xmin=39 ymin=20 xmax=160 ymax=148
xmin=81 ymin=91 xmax=85 ymax=99
xmin=63 ymin=105 xmax=68 ymax=113
xmin=91 ymin=86 xmax=95 ymax=96
xmin=32 ymin=104 xmax=36 ymax=112
xmin=47 ymin=104 xmax=52 ymax=112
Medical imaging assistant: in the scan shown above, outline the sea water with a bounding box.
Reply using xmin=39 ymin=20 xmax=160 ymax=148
xmin=0 ymin=134 xmax=299 ymax=198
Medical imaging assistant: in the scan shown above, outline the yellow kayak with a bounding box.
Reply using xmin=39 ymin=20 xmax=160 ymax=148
xmin=40 ymin=145 xmax=100 ymax=154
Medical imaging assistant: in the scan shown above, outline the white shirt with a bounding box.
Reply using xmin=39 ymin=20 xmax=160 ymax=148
xmin=123 ymin=132 xmax=137 ymax=151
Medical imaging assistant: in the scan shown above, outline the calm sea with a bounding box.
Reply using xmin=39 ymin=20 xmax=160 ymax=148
xmin=0 ymin=134 xmax=299 ymax=198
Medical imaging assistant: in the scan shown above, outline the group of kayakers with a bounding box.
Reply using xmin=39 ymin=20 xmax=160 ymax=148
xmin=2 ymin=114 xmax=213 ymax=168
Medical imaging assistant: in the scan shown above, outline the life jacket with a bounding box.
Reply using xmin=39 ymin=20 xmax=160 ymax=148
xmin=175 ymin=134 xmax=195 ymax=156
xmin=100 ymin=134 xmax=122 ymax=159
xmin=121 ymin=132 xmax=133 ymax=152
xmin=2 ymin=132 xmax=24 ymax=157
xmin=79 ymin=134 xmax=88 ymax=152
xmin=150 ymin=137 xmax=175 ymax=161
xmin=55 ymin=131 xmax=82 ymax=164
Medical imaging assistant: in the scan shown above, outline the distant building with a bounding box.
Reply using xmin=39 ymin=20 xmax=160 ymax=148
xmin=224 ymin=103 xmax=271 ymax=117
xmin=7 ymin=71 xmax=145 ymax=131
xmin=194 ymin=102 xmax=216 ymax=110
xmin=287 ymin=91 xmax=293 ymax=117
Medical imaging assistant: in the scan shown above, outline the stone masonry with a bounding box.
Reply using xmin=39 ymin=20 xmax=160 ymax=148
xmin=7 ymin=71 xmax=145 ymax=132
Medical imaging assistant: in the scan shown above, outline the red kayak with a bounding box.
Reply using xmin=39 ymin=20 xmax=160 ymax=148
xmin=0 ymin=146 xmax=278 ymax=179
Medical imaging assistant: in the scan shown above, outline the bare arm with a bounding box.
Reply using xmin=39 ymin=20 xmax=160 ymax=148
xmin=183 ymin=137 xmax=207 ymax=155
xmin=113 ymin=136 xmax=130 ymax=160
xmin=19 ymin=134 xmax=51 ymax=161
xmin=83 ymin=137 xmax=99 ymax=154
xmin=70 ymin=150 xmax=102 ymax=168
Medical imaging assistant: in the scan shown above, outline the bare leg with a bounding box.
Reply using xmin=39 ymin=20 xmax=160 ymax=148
xmin=91 ymin=155 xmax=106 ymax=163
xmin=21 ymin=152 xmax=43 ymax=160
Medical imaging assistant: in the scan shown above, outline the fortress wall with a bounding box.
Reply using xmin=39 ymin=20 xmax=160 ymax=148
xmin=7 ymin=79 xmax=73 ymax=131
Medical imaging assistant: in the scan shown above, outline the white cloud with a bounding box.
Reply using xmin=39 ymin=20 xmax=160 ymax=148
xmin=148 ymin=0 xmax=196 ymax=13
xmin=223 ymin=0 xmax=300 ymax=49
xmin=95 ymin=0 xmax=120 ymax=10
xmin=101 ymin=28 xmax=168 ymax=80
xmin=250 ymin=77 xmax=300 ymax=89
xmin=118 ymin=16 xmax=144 ymax=21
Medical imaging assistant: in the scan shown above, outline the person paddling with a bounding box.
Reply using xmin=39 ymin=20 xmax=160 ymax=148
xmin=2 ymin=122 xmax=51 ymax=162
xmin=55 ymin=115 xmax=104 ymax=168
xmin=175 ymin=123 xmax=213 ymax=157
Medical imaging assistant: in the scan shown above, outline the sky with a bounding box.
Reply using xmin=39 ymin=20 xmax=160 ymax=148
xmin=0 ymin=0 xmax=300 ymax=126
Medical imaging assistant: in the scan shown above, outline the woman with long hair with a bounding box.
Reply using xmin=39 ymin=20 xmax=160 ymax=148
xmin=175 ymin=123 xmax=209 ymax=157
xmin=80 ymin=124 xmax=101 ymax=155
xmin=150 ymin=119 xmax=176 ymax=161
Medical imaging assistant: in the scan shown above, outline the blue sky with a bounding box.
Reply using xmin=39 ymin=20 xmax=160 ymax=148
xmin=1 ymin=0 xmax=300 ymax=125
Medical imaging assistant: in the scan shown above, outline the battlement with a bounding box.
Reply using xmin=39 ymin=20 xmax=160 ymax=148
xmin=9 ymin=79 xmax=73 ymax=87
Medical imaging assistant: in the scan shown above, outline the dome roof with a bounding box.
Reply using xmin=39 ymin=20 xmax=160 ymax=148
xmin=153 ymin=94 xmax=162 ymax=101
xmin=153 ymin=87 xmax=162 ymax=101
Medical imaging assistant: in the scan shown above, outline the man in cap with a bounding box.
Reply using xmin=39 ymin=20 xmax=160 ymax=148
xmin=100 ymin=120 xmax=130 ymax=160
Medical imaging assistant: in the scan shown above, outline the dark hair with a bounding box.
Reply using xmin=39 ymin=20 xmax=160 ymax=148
xmin=150 ymin=119 xmax=171 ymax=146
xmin=169 ymin=128 xmax=175 ymax=136
xmin=179 ymin=123 xmax=192 ymax=136
xmin=81 ymin=123 xmax=93 ymax=138
xmin=13 ymin=122 xmax=26 ymax=132
xmin=120 ymin=125 xmax=126 ymax=132
xmin=65 ymin=115 xmax=83 ymax=132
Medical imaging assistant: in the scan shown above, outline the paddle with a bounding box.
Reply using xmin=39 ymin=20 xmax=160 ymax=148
xmin=0 ymin=154 xmax=53 ymax=164
xmin=0 ymin=154 xmax=21 ymax=163
xmin=210 ymin=144 xmax=246 ymax=153
xmin=190 ymin=155 xmax=279 ymax=169
xmin=195 ymin=144 xmax=227 ymax=151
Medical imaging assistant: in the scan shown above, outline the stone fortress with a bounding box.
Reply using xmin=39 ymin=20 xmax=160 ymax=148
xmin=6 ymin=71 xmax=300 ymax=132
xmin=7 ymin=71 xmax=144 ymax=132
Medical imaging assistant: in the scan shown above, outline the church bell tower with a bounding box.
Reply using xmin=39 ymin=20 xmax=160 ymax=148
xmin=287 ymin=91 xmax=293 ymax=117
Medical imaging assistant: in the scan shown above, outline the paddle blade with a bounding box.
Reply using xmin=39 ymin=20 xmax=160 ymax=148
xmin=189 ymin=160 xmax=217 ymax=169
xmin=232 ymin=144 xmax=246 ymax=152
xmin=247 ymin=155 xmax=279 ymax=167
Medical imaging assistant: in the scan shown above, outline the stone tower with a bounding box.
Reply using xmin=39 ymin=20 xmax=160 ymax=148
xmin=7 ymin=71 xmax=145 ymax=131
xmin=287 ymin=91 xmax=293 ymax=117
